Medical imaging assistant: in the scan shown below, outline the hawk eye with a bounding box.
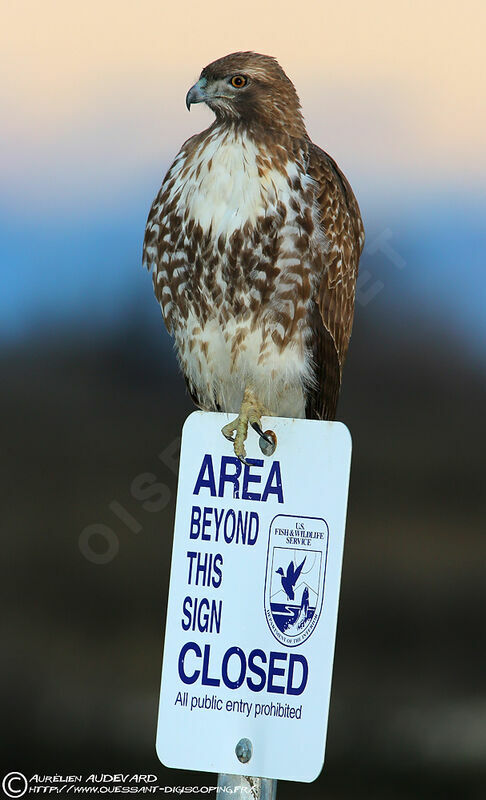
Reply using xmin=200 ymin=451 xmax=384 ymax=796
xmin=230 ymin=74 xmax=247 ymax=88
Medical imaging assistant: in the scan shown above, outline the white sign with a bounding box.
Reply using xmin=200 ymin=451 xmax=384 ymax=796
xmin=156 ymin=411 xmax=352 ymax=783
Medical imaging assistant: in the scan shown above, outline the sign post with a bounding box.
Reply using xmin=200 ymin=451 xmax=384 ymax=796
xmin=217 ymin=772 xmax=277 ymax=799
xmin=156 ymin=411 xmax=352 ymax=785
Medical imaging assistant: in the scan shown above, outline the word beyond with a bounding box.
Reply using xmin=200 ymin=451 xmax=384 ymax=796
xmin=178 ymin=642 xmax=308 ymax=695
xmin=190 ymin=506 xmax=259 ymax=545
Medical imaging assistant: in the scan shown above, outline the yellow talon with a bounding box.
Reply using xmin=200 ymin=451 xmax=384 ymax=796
xmin=221 ymin=387 xmax=268 ymax=463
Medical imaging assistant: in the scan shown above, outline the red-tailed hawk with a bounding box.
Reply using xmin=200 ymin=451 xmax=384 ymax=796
xmin=143 ymin=52 xmax=364 ymax=461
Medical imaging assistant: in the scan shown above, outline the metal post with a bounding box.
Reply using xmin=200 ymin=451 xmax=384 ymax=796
xmin=217 ymin=738 xmax=277 ymax=799
xmin=217 ymin=773 xmax=277 ymax=800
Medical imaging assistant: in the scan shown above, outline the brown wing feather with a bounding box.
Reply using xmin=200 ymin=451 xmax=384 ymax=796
xmin=305 ymin=143 xmax=364 ymax=420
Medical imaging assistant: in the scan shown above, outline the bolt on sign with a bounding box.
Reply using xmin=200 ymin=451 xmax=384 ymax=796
xmin=156 ymin=412 xmax=352 ymax=783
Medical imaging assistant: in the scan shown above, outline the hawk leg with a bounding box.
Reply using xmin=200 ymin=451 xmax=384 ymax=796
xmin=221 ymin=386 xmax=275 ymax=464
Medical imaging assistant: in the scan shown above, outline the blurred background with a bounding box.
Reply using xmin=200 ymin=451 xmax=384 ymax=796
xmin=1 ymin=1 xmax=485 ymax=797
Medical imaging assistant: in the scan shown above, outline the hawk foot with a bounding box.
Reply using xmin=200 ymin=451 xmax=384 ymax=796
xmin=221 ymin=388 xmax=276 ymax=463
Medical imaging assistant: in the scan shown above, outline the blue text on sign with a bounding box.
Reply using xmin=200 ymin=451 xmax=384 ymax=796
xmin=193 ymin=456 xmax=284 ymax=504
xmin=178 ymin=642 xmax=308 ymax=696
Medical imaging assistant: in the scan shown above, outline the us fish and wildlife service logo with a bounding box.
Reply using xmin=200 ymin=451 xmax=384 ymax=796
xmin=264 ymin=515 xmax=329 ymax=647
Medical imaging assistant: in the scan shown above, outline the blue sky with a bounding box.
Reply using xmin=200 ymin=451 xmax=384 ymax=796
xmin=2 ymin=179 xmax=484 ymax=365
xmin=1 ymin=1 xmax=485 ymax=361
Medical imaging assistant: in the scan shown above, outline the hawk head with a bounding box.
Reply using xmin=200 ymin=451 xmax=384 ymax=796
xmin=185 ymin=51 xmax=306 ymax=136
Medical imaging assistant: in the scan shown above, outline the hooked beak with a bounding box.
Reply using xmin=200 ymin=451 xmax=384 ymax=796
xmin=185 ymin=78 xmax=207 ymax=111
